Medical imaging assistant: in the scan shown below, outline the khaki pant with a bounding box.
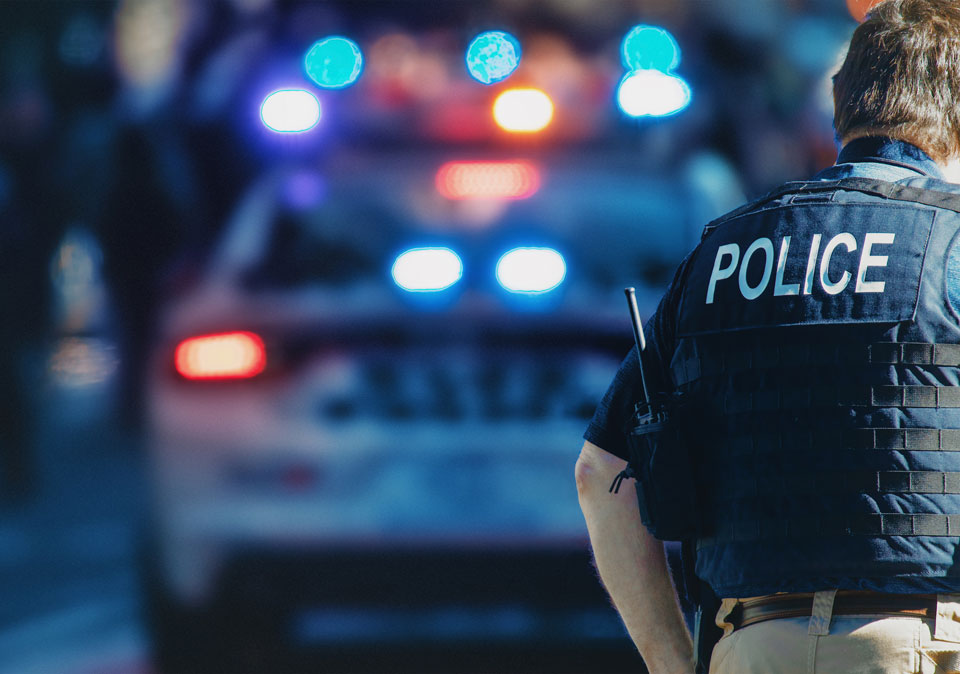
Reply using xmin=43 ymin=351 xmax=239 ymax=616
xmin=710 ymin=592 xmax=960 ymax=674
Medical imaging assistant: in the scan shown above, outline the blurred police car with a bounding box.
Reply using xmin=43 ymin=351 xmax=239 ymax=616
xmin=142 ymin=151 xmax=689 ymax=672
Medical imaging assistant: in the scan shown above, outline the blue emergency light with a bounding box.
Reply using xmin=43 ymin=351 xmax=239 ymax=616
xmin=621 ymin=24 xmax=681 ymax=73
xmin=392 ymin=247 xmax=464 ymax=292
xmin=465 ymin=31 xmax=522 ymax=85
xmin=617 ymin=69 xmax=691 ymax=118
xmin=260 ymin=89 xmax=322 ymax=132
xmin=304 ymin=37 xmax=364 ymax=89
xmin=496 ymin=247 xmax=566 ymax=294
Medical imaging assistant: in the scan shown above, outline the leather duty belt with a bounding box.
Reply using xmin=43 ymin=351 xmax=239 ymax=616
xmin=729 ymin=591 xmax=937 ymax=631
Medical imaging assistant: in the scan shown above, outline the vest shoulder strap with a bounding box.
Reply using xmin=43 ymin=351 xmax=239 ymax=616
xmin=702 ymin=177 xmax=960 ymax=240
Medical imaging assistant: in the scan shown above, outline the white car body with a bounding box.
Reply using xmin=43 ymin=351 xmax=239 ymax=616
xmin=144 ymin=153 xmax=687 ymax=658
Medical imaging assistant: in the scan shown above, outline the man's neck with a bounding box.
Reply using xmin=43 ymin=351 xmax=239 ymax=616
xmin=841 ymin=132 xmax=960 ymax=183
xmin=940 ymin=157 xmax=960 ymax=184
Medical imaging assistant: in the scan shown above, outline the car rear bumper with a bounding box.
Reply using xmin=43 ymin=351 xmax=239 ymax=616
xmin=212 ymin=544 xmax=626 ymax=639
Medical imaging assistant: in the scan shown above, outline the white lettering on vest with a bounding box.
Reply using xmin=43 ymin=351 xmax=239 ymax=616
xmin=774 ymin=236 xmax=800 ymax=297
xmin=738 ymin=238 xmax=774 ymax=300
xmin=819 ymin=233 xmax=857 ymax=295
xmin=855 ymin=232 xmax=895 ymax=293
xmin=705 ymin=231 xmax=893 ymax=303
xmin=803 ymin=233 xmax=822 ymax=295
xmin=706 ymin=243 xmax=740 ymax=304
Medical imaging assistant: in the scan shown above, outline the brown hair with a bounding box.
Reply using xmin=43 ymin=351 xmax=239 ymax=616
xmin=833 ymin=0 xmax=960 ymax=162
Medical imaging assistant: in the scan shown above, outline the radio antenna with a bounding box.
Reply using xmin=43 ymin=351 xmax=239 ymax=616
xmin=624 ymin=287 xmax=652 ymax=410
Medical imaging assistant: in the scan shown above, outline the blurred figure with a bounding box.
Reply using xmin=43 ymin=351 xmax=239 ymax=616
xmin=0 ymin=12 xmax=61 ymax=503
xmin=0 ymin=167 xmax=39 ymax=504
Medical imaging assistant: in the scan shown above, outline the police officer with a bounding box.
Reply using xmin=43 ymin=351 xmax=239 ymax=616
xmin=576 ymin=2 xmax=960 ymax=672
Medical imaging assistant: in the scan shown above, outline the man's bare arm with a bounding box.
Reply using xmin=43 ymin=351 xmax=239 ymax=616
xmin=575 ymin=440 xmax=693 ymax=674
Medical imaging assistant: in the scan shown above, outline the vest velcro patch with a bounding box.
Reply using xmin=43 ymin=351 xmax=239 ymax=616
xmin=717 ymin=427 xmax=960 ymax=453
xmin=700 ymin=513 xmax=960 ymax=541
xmin=722 ymin=385 xmax=960 ymax=412
xmin=678 ymin=203 xmax=936 ymax=336
xmin=674 ymin=342 xmax=960 ymax=387
xmin=714 ymin=470 xmax=960 ymax=498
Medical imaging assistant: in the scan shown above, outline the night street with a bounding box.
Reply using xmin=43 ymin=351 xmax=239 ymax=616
xmin=0 ymin=347 xmax=149 ymax=674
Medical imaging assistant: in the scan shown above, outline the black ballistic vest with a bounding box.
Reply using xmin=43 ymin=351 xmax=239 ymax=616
xmin=672 ymin=178 xmax=960 ymax=597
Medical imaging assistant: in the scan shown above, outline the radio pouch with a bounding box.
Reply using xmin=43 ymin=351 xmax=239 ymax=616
xmin=610 ymin=398 xmax=700 ymax=541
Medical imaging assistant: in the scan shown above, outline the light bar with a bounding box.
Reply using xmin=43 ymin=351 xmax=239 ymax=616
xmin=496 ymin=247 xmax=566 ymax=294
xmin=175 ymin=331 xmax=266 ymax=380
xmin=391 ymin=247 xmax=463 ymax=292
xmin=617 ymin=69 xmax=691 ymax=118
xmin=435 ymin=161 xmax=540 ymax=200
xmin=260 ymin=89 xmax=321 ymax=133
xmin=465 ymin=31 xmax=521 ymax=85
xmin=492 ymin=88 xmax=553 ymax=133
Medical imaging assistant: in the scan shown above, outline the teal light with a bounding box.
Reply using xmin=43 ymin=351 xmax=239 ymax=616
xmin=621 ymin=25 xmax=681 ymax=73
xmin=304 ymin=36 xmax=363 ymax=89
xmin=465 ymin=31 xmax=521 ymax=85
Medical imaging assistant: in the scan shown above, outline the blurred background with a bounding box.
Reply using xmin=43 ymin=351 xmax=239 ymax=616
xmin=0 ymin=0 xmax=873 ymax=672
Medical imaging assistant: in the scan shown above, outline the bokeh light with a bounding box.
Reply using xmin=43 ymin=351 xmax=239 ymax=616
xmin=435 ymin=161 xmax=540 ymax=200
xmin=304 ymin=36 xmax=364 ymax=89
xmin=175 ymin=332 xmax=267 ymax=380
xmin=496 ymin=248 xmax=566 ymax=294
xmin=847 ymin=0 xmax=883 ymax=22
xmin=48 ymin=337 xmax=119 ymax=389
xmin=260 ymin=89 xmax=321 ymax=133
xmin=114 ymin=0 xmax=189 ymax=88
xmin=616 ymin=70 xmax=691 ymax=118
xmin=621 ymin=25 xmax=681 ymax=73
xmin=367 ymin=33 xmax=451 ymax=103
xmin=492 ymin=88 xmax=554 ymax=133
xmin=465 ymin=31 xmax=522 ymax=85
xmin=283 ymin=170 xmax=327 ymax=209
xmin=391 ymin=248 xmax=463 ymax=292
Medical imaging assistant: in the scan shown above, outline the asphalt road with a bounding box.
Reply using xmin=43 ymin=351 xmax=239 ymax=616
xmin=0 ymin=350 xmax=644 ymax=674
xmin=0 ymin=364 xmax=151 ymax=674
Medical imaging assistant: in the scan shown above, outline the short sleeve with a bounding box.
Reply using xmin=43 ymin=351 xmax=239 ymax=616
xmin=582 ymin=251 xmax=696 ymax=461
xmin=583 ymin=346 xmax=643 ymax=461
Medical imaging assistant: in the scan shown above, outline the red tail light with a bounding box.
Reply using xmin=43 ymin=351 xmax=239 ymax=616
xmin=174 ymin=331 xmax=266 ymax=380
xmin=435 ymin=161 xmax=540 ymax=200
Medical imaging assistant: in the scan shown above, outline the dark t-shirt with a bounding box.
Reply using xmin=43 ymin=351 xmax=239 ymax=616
xmin=582 ymin=255 xmax=692 ymax=461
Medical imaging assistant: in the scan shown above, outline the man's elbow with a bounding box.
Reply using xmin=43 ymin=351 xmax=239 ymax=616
xmin=575 ymin=441 xmax=625 ymax=498
xmin=574 ymin=453 xmax=596 ymax=497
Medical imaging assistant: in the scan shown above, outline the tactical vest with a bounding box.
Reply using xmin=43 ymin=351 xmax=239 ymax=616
xmin=672 ymin=177 xmax=960 ymax=598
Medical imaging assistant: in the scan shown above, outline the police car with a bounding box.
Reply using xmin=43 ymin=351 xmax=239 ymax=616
xmin=140 ymin=151 xmax=692 ymax=672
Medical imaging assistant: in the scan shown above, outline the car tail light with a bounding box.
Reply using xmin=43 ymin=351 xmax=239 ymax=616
xmin=174 ymin=331 xmax=266 ymax=380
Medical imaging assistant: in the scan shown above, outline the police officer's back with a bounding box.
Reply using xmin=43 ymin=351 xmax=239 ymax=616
xmin=576 ymin=2 xmax=960 ymax=672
